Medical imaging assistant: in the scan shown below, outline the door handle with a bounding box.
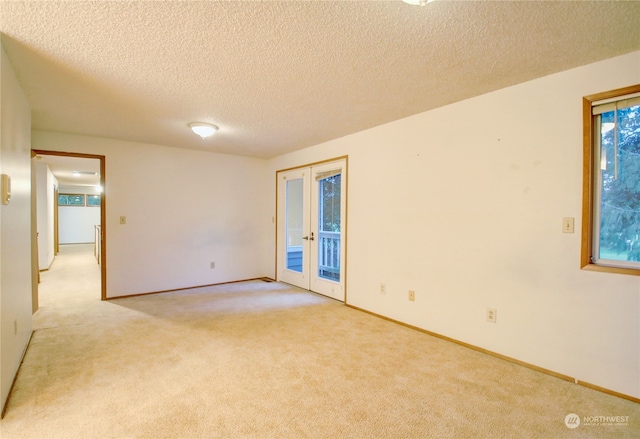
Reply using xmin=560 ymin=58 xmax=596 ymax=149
xmin=302 ymin=232 xmax=315 ymax=241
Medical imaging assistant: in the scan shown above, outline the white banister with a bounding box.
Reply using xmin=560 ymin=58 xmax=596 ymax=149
xmin=318 ymin=231 xmax=340 ymax=279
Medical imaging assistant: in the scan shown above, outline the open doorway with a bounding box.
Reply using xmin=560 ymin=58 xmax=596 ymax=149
xmin=32 ymin=150 xmax=106 ymax=303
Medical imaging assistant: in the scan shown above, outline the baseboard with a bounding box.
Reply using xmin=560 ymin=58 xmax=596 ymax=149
xmin=1 ymin=330 xmax=34 ymax=419
xmin=346 ymin=304 xmax=640 ymax=405
xmin=577 ymin=379 xmax=640 ymax=404
xmin=105 ymin=277 xmax=276 ymax=300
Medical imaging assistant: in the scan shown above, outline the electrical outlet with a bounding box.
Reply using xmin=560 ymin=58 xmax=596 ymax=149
xmin=408 ymin=290 xmax=415 ymax=301
xmin=486 ymin=308 xmax=497 ymax=323
xmin=380 ymin=283 xmax=386 ymax=294
xmin=210 ymin=262 xmax=215 ymax=269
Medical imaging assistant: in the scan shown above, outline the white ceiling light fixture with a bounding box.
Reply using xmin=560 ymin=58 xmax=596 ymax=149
xmin=402 ymin=0 xmax=435 ymax=5
xmin=189 ymin=122 xmax=218 ymax=139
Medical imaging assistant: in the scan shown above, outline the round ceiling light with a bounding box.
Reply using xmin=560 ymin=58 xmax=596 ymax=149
xmin=189 ymin=122 xmax=218 ymax=139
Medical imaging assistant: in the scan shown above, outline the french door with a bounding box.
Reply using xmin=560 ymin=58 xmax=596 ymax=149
xmin=277 ymin=159 xmax=346 ymax=301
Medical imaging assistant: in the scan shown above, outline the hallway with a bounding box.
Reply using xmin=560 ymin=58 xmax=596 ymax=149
xmin=36 ymin=243 xmax=101 ymax=330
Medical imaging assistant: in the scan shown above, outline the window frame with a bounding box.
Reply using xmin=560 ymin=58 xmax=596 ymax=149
xmin=581 ymin=84 xmax=640 ymax=276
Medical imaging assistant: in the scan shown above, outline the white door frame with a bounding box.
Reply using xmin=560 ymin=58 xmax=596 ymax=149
xmin=276 ymin=157 xmax=348 ymax=302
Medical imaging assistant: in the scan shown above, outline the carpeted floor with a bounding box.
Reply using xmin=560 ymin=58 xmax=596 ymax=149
xmin=1 ymin=244 xmax=638 ymax=438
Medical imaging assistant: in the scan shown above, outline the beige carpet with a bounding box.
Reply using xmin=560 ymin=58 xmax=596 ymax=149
xmin=1 ymin=244 xmax=638 ymax=438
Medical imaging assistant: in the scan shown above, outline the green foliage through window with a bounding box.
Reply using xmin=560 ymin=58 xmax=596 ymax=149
xmin=58 ymin=194 xmax=85 ymax=206
xmin=319 ymin=175 xmax=341 ymax=233
xmin=87 ymin=194 xmax=101 ymax=207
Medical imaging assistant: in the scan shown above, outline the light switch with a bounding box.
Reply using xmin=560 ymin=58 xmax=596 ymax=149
xmin=562 ymin=217 xmax=574 ymax=234
xmin=1 ymin=174 xmax=11 ymax=205
xmin=119 ymin=216 xmax=126 ymax=225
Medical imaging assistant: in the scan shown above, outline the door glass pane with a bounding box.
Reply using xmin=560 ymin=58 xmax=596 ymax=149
xmin=597 ymin=104 xmax=640 ymax=264
xmin=286 ymin=178 xmax=304 ymax=272
xmin=318 ymin=174 xmax=341 ymax=281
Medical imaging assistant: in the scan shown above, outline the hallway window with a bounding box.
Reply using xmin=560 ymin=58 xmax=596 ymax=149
xmin=87 ymin=194 xmax=101 ymax=207
xmin=58 ymin=194 xmax=85 ymax=206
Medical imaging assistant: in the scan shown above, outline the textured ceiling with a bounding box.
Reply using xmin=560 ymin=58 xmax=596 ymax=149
xmin=2 ymin=1 xmax=639 ymax=158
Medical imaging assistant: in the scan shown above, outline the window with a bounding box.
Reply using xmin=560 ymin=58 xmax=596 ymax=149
xmin=582 ymin=85 xmax=640 ymax=275
xmin=58 ymin=194 xmax=85 ymax=206
xmin=87 ymin=194 xmax=101 ymax=207
xmin=317 ymin=172 xmax=341 ymax=282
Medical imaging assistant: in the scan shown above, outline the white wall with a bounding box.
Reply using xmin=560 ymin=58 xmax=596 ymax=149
xmin=1 ymin=44 xmax=34 ymax=410
xmin=266 ymin=52 xmax=640 ymax=399
xmin=58 ymin=185 xmax=101 ymax=244
xmin=58 ymin=206 xmax=100 ymax=244
xmin=35 ymin=162 xmax=57 ymax=268
xmin=31 ymin=132 xmax=269 ymax=298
